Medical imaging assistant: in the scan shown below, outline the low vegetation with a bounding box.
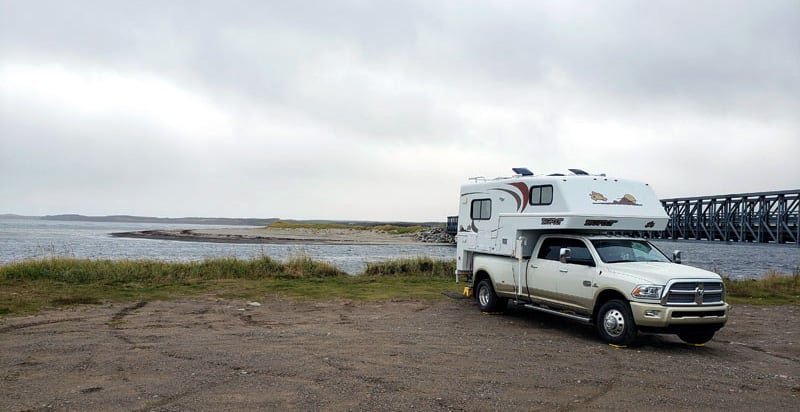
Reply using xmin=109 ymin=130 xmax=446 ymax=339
xmin=723 ymin=269 xmax=800 ymax=305
xmin=364 ymin=257 xmax=455 ymax=277
xmin=268 ymin=220 xmax=427 ymax=234
xmin=1 ymin=257 xmax=796 ymax=316
xmin=0 ymin=256 xmax=456 ymax=316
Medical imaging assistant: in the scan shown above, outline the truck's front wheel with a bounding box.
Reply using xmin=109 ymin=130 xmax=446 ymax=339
xmin=476 ymin=279 xmax=507 ymax=312
xmin=596 ymin=300 xmax=638 ymax=345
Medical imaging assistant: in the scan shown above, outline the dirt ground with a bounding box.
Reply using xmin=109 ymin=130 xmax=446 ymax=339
xmin=1 ymin=297 xmax=797 ymax=411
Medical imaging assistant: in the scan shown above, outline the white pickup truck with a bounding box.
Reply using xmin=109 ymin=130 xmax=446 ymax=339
xmin=456 ymin=169 xmax=729 ymax=345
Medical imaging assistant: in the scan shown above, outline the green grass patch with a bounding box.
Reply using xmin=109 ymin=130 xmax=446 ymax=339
xmin=50 ymin=296 xmax=102 ymax=306
xmin=724 ymin=269 xmax=800 ymax=305
xmin=0 ymin=256 xmax=460 ymax=316
xmin=364 ymin=257 xmax=455 ymax=277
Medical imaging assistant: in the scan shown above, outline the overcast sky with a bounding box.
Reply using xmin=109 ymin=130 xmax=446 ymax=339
xmin=1 ymin=0 xmax=798 ymax=221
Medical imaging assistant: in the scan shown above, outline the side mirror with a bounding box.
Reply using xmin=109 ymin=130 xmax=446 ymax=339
xmin=559 ymin=248 xmax=572 ymax=264
xmin=673 ymin=250 xmax=682 ymax=264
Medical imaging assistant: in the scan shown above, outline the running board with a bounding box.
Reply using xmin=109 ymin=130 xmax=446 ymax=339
xmin=521 ymin=304 xmax=592 ymax=324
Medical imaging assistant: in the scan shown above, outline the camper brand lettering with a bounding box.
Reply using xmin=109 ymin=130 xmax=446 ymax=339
xmin=541 ymin=218 xmax=564 ymax=225
xmin=584 ymin=219 xmax=618 ymax=227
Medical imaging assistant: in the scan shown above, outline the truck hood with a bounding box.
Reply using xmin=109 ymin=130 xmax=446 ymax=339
xmin=603 ymin=262 xmax=722 ymax=285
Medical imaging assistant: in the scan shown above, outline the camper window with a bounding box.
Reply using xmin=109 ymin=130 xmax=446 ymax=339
xmin=471 ymin=199 xmax=492 ymax=220
xmin=530 ymin=185 xmax=553 ymax=205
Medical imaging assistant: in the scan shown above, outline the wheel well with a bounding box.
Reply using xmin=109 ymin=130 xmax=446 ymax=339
xmin=592 ymin=289 xmax=628 ymax=322
xmin=472 ymin=270 xmax=491 ymax=290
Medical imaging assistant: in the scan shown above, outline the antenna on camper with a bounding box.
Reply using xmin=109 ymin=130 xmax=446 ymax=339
xmin=512 ymin=167 xmax=534 ymax=176
xmin=568 ymin=168 xmax=589 ymax=175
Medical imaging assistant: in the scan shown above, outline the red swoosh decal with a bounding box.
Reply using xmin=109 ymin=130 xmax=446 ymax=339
xmin=508 ymin=182 xmax=529 ymax=212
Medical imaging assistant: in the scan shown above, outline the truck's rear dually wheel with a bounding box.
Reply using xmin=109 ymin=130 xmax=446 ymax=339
xmin=476 ymin=279 xmax=507 ymax=312
xmin=596 ymin=299 xmax=638 ymax=345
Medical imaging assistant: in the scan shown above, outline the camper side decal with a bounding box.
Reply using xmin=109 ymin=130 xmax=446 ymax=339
xmin=459 ymin=183 xmax=531 ymax=233
xmin=491 ymin=182 xmax=530 ymax=213
xmin=590 ymin=192 xmax=642 ymax=206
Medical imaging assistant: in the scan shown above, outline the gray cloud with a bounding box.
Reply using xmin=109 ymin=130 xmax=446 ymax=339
xmin=1 ymin=0 xmax=797 ymax=220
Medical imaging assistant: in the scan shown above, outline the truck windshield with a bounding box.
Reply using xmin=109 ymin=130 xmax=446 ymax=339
xmin=590 ymin=239 xmax=671 ymax=263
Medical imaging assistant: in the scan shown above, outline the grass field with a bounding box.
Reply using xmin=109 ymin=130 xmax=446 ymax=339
xmin=0 ymin=256 xmax=456 ymax=316
xmin=1 ymin=257 xmax=797 ymax=316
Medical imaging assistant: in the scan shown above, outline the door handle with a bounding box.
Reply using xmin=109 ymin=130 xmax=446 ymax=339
xmin=559 ymin=269 xmax=568 ymax=273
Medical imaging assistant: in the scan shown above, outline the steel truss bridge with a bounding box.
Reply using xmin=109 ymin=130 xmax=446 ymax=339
xmin=614 ymin=190 xmax=800 ymax=245
xmin=648 ymin=190 xmax=800 ymax=245
xmin=446 ymin=190 xmax=800 ymax=245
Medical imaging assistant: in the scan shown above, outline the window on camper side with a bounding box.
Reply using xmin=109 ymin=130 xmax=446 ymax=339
xmin=471 ymin=199 xmax=491 ymax=220
xmin=529 ymin=185 xmax=553 ymax=205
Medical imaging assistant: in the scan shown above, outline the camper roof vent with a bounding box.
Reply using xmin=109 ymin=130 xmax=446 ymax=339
xmin=512 ymin=167 xmax=534 ymax=176
xmin=569 ymin=168 xmax=589 ymax=175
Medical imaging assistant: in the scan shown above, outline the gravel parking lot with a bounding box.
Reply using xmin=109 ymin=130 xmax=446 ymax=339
xmin=1 ymin=297 xmax=797 ymax=411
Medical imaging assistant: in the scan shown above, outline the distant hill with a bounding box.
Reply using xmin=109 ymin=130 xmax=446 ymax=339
xmin=0 ymin=213 xmax=39 ymax=219
xmin=40 ymin=214 xmax=279 ymax=226
xmin=8 ymin=214 xmax=444 ymax=227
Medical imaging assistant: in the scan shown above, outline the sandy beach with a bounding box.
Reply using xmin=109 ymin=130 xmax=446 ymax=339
xmin=111 ymin=227 xmax=437 ymax=245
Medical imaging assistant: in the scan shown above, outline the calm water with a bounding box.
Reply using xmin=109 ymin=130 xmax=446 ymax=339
xmin=0 ymin=218 xmax=797 ymax=278
xmin=0 ymin=218 xmax=454 ymax=274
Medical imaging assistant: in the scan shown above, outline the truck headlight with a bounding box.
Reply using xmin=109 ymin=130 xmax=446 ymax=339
xmin=631 ymin=285 xmax=663 ymax=299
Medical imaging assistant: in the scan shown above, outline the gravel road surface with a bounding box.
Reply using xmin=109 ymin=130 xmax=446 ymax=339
xmin=1 ymin=298 xmax=797 ymax=411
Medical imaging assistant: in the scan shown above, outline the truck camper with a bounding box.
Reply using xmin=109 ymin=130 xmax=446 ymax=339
xmin=455 ymin=168 xmax=729 ymax=345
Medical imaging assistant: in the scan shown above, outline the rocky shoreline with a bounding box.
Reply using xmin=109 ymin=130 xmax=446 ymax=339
xmin=412 ymin=226 xmax=455 ymax=243
xmin=112 ymin=226 xmax=455 ymax=245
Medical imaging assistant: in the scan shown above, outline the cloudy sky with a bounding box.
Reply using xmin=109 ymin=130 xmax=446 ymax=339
xmin=1 ymin=1 xmax=798 ymax=221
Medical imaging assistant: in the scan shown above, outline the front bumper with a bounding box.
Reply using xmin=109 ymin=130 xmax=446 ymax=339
xmin=630 ymin=301 xmax=729 ymax=328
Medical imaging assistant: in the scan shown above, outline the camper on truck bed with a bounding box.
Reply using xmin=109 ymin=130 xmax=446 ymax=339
xmin=455 ymin=168 xmax=728 ymax=345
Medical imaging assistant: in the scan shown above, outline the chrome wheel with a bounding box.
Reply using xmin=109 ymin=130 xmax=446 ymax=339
xmin=602 ymin=309 xmax=626 ymax=337
xmin=478 ymin=285 xmax=491 ymax=307
xmin=475 ymin=279 xmax=506 ymax=312
xmin=596 ymin=300 xmax=637 ymax=345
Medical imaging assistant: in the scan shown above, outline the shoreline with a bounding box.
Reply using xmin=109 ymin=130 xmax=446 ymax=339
xmin=111 ymin=227 xmax=451 ymax=246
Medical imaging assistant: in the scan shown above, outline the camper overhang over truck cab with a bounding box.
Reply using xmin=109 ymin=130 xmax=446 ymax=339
xmin=455 ymin=168 xmax=729 ymax=345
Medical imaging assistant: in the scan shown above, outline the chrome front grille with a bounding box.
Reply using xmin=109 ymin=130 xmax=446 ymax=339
xmin=662 ymin=281 xmax=725 ymax=306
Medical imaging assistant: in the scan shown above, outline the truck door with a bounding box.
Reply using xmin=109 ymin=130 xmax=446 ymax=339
xmin=555 ymin=238 xmax=598 ymax=312
xmin=527 ymin=237 xmax=597 ymax=312
xmin=525 ymin=237 xmax=562 ymax=302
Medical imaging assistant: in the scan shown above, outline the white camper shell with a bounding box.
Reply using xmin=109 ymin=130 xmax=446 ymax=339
xmin=456 ymin=171 xmax=668 ymax=275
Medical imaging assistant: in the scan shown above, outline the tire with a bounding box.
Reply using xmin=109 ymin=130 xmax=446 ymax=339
xmin=475 ymin=279 xmax=507 ymax=312
xmin=678 ymin=331 xmax=715 ymax=345
xmin=596 ymin=300 xmax=638 ymax=345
